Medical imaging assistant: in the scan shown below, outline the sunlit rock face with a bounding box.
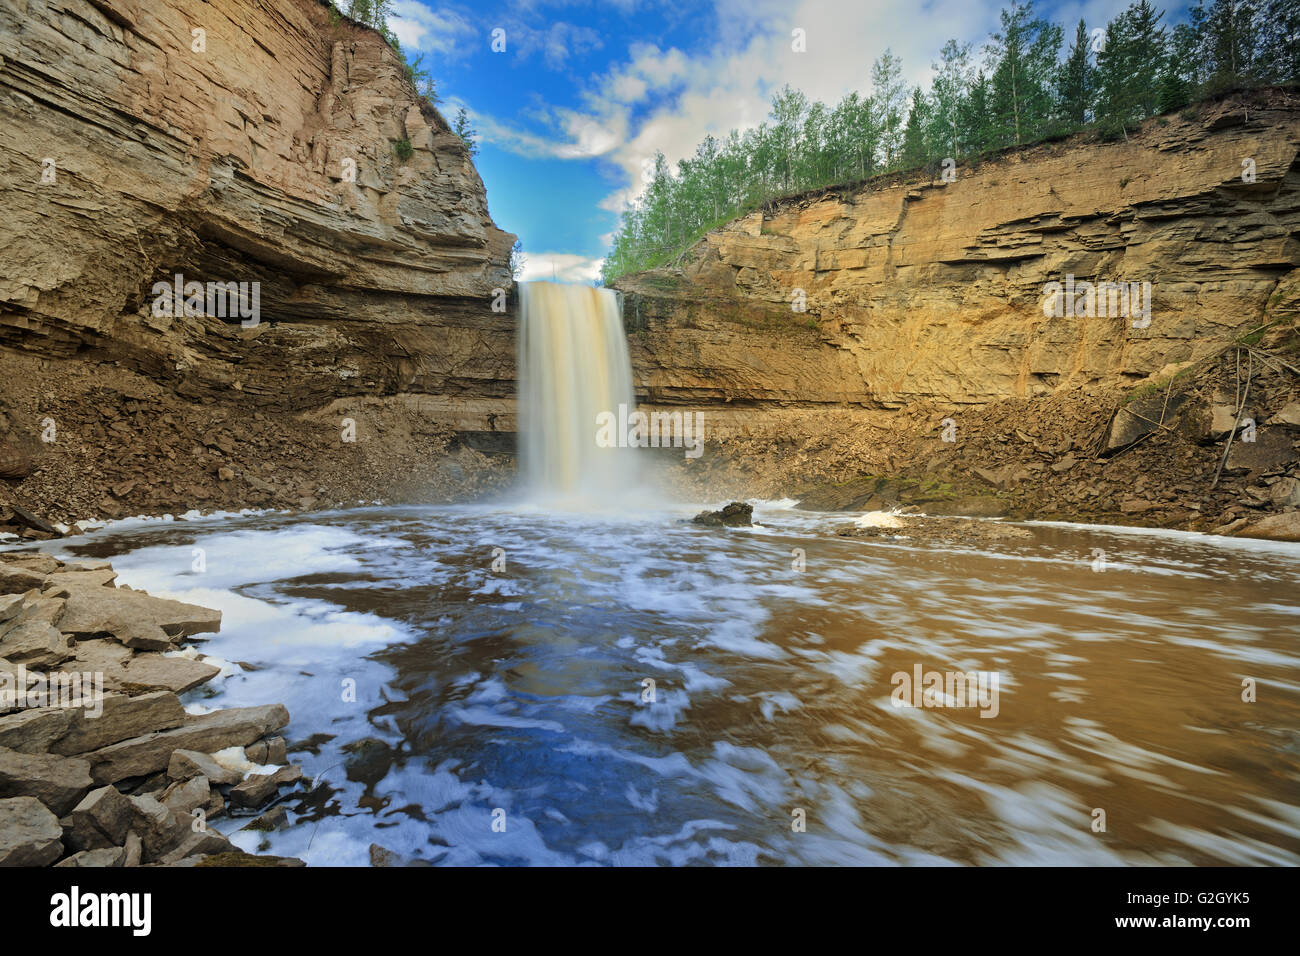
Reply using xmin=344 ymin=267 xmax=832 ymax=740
xmin=615 ymin=90 xmax=1300 ymax=413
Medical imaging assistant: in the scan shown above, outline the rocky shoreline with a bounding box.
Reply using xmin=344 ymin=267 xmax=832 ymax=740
xmin=0 ymin=551 xmax=306 ymax=867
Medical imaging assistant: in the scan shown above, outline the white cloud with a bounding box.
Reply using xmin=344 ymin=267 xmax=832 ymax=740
xmin=517 ymin=252 xmax=606 ymax=284
xmin=387 ymin=1 xmax=477 ymax=59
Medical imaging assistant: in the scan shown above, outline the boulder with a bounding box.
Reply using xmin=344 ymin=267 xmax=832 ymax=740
xmin=0 ymin=796 xmax=63 ymax=866
xmin=691 ymin=501 xmax=754 ymax=527
xmin=1102 ymin=393 xmax=1188 ymax=454
xmin=161 ymin=775 xmax=210 ymax=816
xmin=1234 ymin=511 xmax=1300 ymax=542
xmin=157 ymin=828 xmax=236 ymax=864
xmin=86 ymin=704 xmax=291 ymax=783
xmin=57 ymin=584 xmax=221 ymax=639
xmin=126 ymin=794 xmax=194 ymax=862
xmin=51 ymin=691 xmax=188 ymax=755
xmin=0 ymin=746 xmax=94 ymax=815
xmin=1224 ymin=428 xmax=1298 ymax=476
xmin=60 ymin=784 xmax=134 ymax=851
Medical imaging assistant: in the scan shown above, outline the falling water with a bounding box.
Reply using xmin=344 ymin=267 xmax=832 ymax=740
xmin=518 ymin=281 xmax=638 ymax=502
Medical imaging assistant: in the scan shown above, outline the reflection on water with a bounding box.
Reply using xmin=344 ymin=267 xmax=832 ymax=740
xmin=27 ymin=503 xmax=1300 ymax=866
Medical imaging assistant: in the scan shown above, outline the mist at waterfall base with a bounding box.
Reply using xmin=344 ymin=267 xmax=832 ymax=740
xmin=516 ymin=281 xmax=651 ymax=508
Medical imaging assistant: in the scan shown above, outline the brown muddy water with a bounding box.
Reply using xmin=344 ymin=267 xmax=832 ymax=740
xmin=25 ymin=501 xmax=1300 ymax=865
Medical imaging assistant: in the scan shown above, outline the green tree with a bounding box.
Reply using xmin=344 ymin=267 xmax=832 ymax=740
xmin=1057 ymin=19 xmax=1096 ymax=128
xmin=1198 ymin=0 xmax=1262 ymax=92
xmin=1258 ymin=0 xmax=1300 ymax=83
xmin=987 ymin=1 xmax=1062 ymax=147
xmin=872 ymin=49 xmax=908 ymax=166
xmin=901 ymin=88 xmax=931 ymax=168
xmin=453 ymin=107 xmax=479 ymax=155
xmin=929 ymin=39 xmax=973 ymax=160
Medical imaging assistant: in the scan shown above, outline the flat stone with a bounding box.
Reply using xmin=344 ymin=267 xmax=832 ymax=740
xmin=167 ymin=748 xmax=242 ymax=786
xmin=1225 ymin=428 xmax=1298 ymax=475
xmin=1268 ymin=401 xmax=1300 ymax=427
xmin=0 ymin=795 xmax=64 ymax=866
xmin=57 ymin=583 xmax=221 ymax=639
xmin=61 ymin=784 xmax=134 ymax=851
xmin=0 ymin=565 xmax=45 ymax=595
xmin=87 ymin=704 xmax=291 ymax=783
xmin=0 ymin=707 xmax=75 ymax=753
xmin=52 ymin=691 xmax=188 ymax=756
xmin=45 ymin=569 xmax=117 ymax=590
xmin=113 ymin=620 xmax=177 ymax=651
xmin=0 ymin=594 xmax=66 ymax=639
xmin=55 ymin=846 xmax=127 ymax=867
xmin=0 ymin=554 xmax=61 ymax=575
xmin=0 ymin=620 xmax=73 ymax=670
xmin=0 ymin=746 xmax=94 ymax=815
xmin=70 ymin=640 xmax=219 ymax=696
xmin=157 ymin=828 xmax=236 ymax=865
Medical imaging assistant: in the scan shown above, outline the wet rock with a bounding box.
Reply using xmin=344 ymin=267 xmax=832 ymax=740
xmin=167 ymin=749 xmax=242 ymax=786
xmin=691 ymin=501 xmax=754 ymax=527
xmin=0 ymin=746 xmax=94 ymax=815
xmin=0 ymin=796 xmax=64 ymax=866
xmin=193 ymin=851 xmax=306 ymax=867
xmin=244 ymin=735 xmax=287 ymax=765
xmin=69 ymin=642 xmax=220 ymax=696
xmin=61 ymin=784 xmax=134 ymax=851
xmin=87 ymin=704 xmax=290 ymax=783
xmin=6 ymin=505 xmax=60 ymax=537
xmin=343 ymin=737 xmax=394 ymax=787
xmin=229 ymin=765 xmax=302 ymax=811
xmin=243 ymin=806 xmax=289 ymax=832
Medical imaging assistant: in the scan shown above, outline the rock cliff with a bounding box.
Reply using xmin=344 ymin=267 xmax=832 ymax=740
xmin=0 ymin=0 xmax=517 ymax=523
xmin=616 ymin=90 xmax=1300 ymax=537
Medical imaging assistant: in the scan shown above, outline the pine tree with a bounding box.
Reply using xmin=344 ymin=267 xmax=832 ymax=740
xmin=453 ymin=107 xmax=479 ymax=156
xmin=1158 ymin=22 xmax=1198 ymax=111
xmin=987 ymin=1 xmax=1062 ymax=147
xmin=1258 ymin=0 xmax=1300 ymax=83
xmin=1057 ymin=19 xmax=1096 ymax=128
xmin=1200 ymin=0 xmax=1262 ymax=92
xmin=901 ymin=88 xmax=931 ymax=168
xmin=962 ymin=70 xmax=996 ymax=155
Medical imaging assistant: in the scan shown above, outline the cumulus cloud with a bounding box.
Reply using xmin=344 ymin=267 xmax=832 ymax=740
xmin=517 ymin=252 xmax=606 ymax=284
xmin=387 ymin=1 xmax=478 ymax=59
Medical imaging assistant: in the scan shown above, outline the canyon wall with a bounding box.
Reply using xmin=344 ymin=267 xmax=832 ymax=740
xmin=618 ymin=90 xmax=1300 ymax=417
xmin=0 ymin=0 xmax=517 ymax=523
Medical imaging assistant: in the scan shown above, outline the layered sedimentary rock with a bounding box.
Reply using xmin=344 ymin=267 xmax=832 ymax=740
xmin=617 ymin=90 xmax=1300 ymax=414
xmin=0 ymin=0 xmax=517 ymax=521
xmin=615 ymin=91 xmax=1300 ymax=536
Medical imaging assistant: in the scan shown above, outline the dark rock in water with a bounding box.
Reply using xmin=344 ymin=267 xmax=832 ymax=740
xmin=7 ymin=503 xmax=60 ymax=536
xmin=342 ymin=737 xmax=394 ymax=787
xmin=692 ymin=502 xmax=753 ymax=527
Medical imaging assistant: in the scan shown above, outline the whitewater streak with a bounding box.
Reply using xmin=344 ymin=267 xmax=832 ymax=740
xmin=518 ymin=282 xmax=638 ymax=501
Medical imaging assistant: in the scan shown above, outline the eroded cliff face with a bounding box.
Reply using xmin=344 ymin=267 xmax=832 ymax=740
xmin=0 ymin=0 xmax=518 ymax=523
xmin=617 ymin=91 xmax=1300 ymax=536
xmin=621 ymin=91 xmax=1300 ymax=412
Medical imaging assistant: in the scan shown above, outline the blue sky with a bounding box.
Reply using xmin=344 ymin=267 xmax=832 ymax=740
xmin=387 ymin=0 xmax=1193 ymax=283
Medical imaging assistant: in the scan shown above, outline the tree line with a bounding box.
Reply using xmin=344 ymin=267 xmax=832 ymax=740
xmin=601 ymin=0 xmax=1300 ymax=283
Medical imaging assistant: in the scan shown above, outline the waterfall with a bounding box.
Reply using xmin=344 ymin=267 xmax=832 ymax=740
xmin=518 ymin=281 xmax=638 ymax=503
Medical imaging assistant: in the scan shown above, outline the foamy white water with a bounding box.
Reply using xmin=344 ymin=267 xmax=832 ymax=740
xmin=518 ymin=282 xmax=637 ymax=504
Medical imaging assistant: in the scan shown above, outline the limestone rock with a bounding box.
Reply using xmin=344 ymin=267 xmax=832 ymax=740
xmin=61 ymin=784 xmax=134 ymax=851
xmin=167 ymin=749 xmax=242 ymax=786
xmin=0 ymin=746 xmax=94 ymax=815
xmin=55 ymin=846 xmax=127 ymax=867
xmin=0 ymin=796 xmax=64 ymax=866
xmin=87 ymin=704 xmax=291 ymax=783
xmin=58 ymin=584 xmax=221 ymax=639
xmin=51 ymin=691 xmax=189 ymax=756
xmin=0 ymin=707 xmax=75 ymax=753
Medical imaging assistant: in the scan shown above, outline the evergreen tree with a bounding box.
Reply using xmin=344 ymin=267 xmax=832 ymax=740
xmin=901 ymin=88 xmax=931 ymax=168
xmin=1199 ymin=0 xmax=1262 ymax=92
xmin=1158 ymin=22 xmax=1198 ymax=111
xmin=453 ymin=107 xmax=479 ymax=155
xmin=1057 ymin=19 xmax=1096 ymax=128
xmin=986 ymin=1 xmax=1061 ymax=147
xmin=962 ymin=70 xmax=996 ymax=155
xmin=1258 ymin=0 xmax=1300 ymax=83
